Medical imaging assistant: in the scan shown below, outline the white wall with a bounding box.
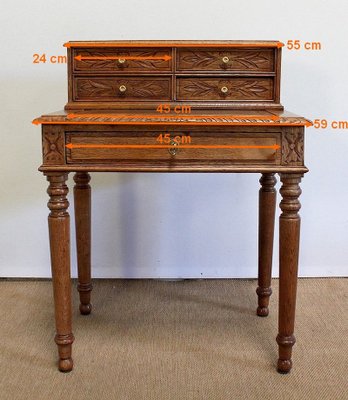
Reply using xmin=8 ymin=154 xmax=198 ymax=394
xmin=1 ymin=0 xmax=348 ymax=278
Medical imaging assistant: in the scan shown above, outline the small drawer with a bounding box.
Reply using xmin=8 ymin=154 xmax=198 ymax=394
xmin=177 ymin=77 xmax=274 ymax=101
xmin=74 ymin=76 xmax=172 ymax=101
xmin=177 ymin=48 xmax=275 ymax=72
xmin=66 ymin=131 xmax=280 ymax=165
xmin=73 ymin=48 xmax=172 ymax=73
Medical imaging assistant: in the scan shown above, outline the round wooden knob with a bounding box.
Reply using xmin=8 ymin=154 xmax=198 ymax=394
xmin=222 ymin=56 xmax=230 ymax=64
xmin=118 ymin=58 xmax=126 ymax=64
xmin=220 ymin=86 xmax=229 ymax=94
xmin=119 ymin=85 xmax=127 ymax=93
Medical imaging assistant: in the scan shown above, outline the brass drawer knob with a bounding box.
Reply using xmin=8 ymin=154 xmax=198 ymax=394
xmin=119 ymin=84 xmax=127 ymax=93
xmin=222 ymin=56 xmax=230 ymax=64
xmin=118 ymin=58 xmax=126 ymax=64
xmin=220 ymin=86 xmax=229 ymax=94
xmin=168 ymin=139 xmax=179 ymax=156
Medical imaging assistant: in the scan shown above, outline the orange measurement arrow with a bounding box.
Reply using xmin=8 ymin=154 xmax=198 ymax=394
xmin=66 ymin=143 xmax=280 ymax=150
xmin=74 ymin=55 xmax=171 ymax=61
xmin=65 ymin=42 xmax=284 ymax=49
xmin=67 ymin=113 xmax=281 ymax=121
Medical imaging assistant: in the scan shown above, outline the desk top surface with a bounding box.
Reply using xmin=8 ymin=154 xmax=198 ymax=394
xmin=34 ymin=109 xmax=311 ymax=127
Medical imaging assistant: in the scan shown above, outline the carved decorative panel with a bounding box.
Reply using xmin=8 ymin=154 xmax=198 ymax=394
xmin=75 ymin=77 xmax=171 ymax=101
xmin=177 ymin=49 xmax=274 ymax=71
xmin=282 ymin=128 xmax=304 ymax=165
xmin=177 ymin=78 xmax=273 ymax=101
xmin=42 ymin=126 xmax=65 ymax=165
xmin=73 ymin=48 xmax=172 ymax=72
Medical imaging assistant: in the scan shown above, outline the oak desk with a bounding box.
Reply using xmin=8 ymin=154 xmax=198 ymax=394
xmin=34 ymin=40 xmax=310 ymax=374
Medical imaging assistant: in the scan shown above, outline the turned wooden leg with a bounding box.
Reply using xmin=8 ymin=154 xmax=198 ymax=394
xmin=74 ymin=172 xmax=92 ymax=315
xmin=276 ymin=173 xmax=302 ymax=374
xmin=256 ymin=173 xmax=277 ymax=317
xmin=46 ymin=172 xmax=74 ymax=372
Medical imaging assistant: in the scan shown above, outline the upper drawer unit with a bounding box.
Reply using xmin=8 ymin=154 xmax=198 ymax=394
xmin=73 ymin=47 xmax=173 ymax=73
xmin=65 ymin=41 xmax=282 ymax=110
xmin=176 ymin=48 xmax=275 ymax=72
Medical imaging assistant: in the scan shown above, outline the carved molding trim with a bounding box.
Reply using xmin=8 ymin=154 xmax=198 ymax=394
xmin=40 ymin=114 xmax=308 ymax=125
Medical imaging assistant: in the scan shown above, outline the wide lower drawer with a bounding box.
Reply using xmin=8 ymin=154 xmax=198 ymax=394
xmin=74 ymin=76 xmax=172 ymax=101
xmin=177 ymin=77 xmax=274 ymax=101
xmin=66 ymin=131 xmax=281 ymax=165
xmin=177 ymin=48 xmax=275 ymax=72
xmin=73 ymin=47 xmax=172 ymax=73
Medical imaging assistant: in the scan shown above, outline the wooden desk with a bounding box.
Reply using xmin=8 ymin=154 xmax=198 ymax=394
xmin=34 ymin=40 xmax=310 ymax=374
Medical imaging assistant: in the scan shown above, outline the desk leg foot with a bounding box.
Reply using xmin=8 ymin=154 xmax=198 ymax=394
xmin=74 ymin=172 xmax=92 ymax=315
xmin=276 ymin=334 xmax=295 ymax=373
xmin=46 ymin=173 xmax=74 ymax=372
xmin=55 ymin=334 xmax=74 ymax=372
xmin=257 ymin=173 xmax=276 ymax=317
xmin=277 ymin=173 xmax=302 ymax=374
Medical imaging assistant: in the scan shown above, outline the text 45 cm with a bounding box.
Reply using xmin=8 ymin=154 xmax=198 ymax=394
xmin=156 ymin=134 xmax=192 ymax=144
